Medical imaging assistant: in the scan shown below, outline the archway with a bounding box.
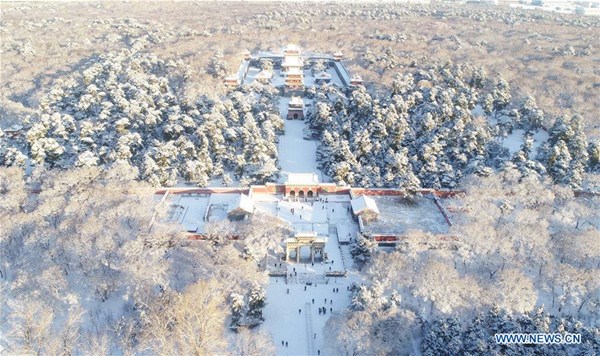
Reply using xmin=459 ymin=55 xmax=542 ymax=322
xmin=298 ymin=190 xmax=305 ymax=198
xmin=307 ymin=190 xmax=314 ymax=198
xmin=289 ymin=190 xmax=295 ymax=198
xmin=293 ymin=113 xmax=298 ymax=120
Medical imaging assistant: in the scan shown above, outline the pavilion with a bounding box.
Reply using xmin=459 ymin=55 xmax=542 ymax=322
xmin=287 ymin=96 xmax=304 ymax=120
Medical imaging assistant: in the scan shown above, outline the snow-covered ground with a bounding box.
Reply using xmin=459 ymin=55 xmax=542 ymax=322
xmin=365 ymin=196 xmax=450 ymax=235
xmin=163 ymin=193 xmax=247 ymax=233
xmin=254 ymin=194 xmax=352 ymax=228
xmin=502 ymin=128 xmax=549 ymax=155
xmin=277 ymin=97 xmax=326 ymax=183
xmin=255 ymin=194 xmax=362 ymax=356
xmin=485 ymin=112 xmax=550 ymax=156
xmin=165 ymin=194 xmax=210 ymax=232
xmin=263 ymin=266 xmax=360 ymax=356
xmin=272 ymin=69 xmax=285 ymax=86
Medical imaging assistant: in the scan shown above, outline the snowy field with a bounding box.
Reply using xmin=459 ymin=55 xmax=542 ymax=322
xmin=365 ymin=195 xmax=450 ymax=235
xmin=163 ymin=193 xmax=247 ymax=233
xmin=502 ymin=128 xmax=550 ymax=155
xmin=253 ymin=194 xmax=353 ymax=230
xmin=250 ymin=193 xmax=362 ymax=355
xmin=277 ymin=97 xmax=326 ymax=183
xmin=304 ymin=69 xmax=316 ymax=87
xmin=272 ymin=69 xmax=285 ymax=86
xmin=165 ymin=194 xmax=210 ymax=232
xmin=263 ymin=267 xmax=360 ymax=356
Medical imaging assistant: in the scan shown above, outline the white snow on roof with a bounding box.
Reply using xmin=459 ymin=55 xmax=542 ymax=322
xmin=289 ymin=96 xmax=303 ymax=106
xmin=314 ymin=71 xmax=332 ymax=80
xmin=286 ymin=67 xmax=303 ymax=75
xmin=282 ymin=56 xmax=303 ymax=67
xmin=351 ymin=195 xmax=380 ymax=215
xmin=294 ymin=231 xmax=318 ymax=239
xmin=227 ymin=194 xmax=254 ymax=215
xmin=333 ymin=61 xmax=351 ymax=86
xmin=255 ymin=70 xmax=273 ymax=80
xmin=286 ymin=173 xmax=319 ymax=185
xmin=285 ymin=44 xmax=301 ymax=51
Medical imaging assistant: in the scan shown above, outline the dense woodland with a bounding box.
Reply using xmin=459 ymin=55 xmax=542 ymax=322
xmin=307 ymin=63 xmax=598 ymax=189
xmin=3 ymin=54 xmax=599 ymax=190
xmin=1 ymin=48 xmax=283 ymax=186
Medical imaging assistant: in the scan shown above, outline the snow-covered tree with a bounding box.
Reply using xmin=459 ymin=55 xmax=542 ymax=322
xmin=246 ymin=283 xmax=266 ymax=323
xmin=351 ymin=233 xmax=377 ymax=269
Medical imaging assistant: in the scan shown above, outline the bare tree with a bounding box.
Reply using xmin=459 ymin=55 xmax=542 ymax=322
xmin=230 ymin=327 xmax=275 ymax=356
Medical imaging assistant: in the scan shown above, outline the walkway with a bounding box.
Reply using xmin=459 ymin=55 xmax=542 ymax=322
xmin=277 ymin=97 xmax=325 ymax=183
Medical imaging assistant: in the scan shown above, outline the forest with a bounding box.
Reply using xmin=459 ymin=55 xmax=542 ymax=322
xmin=307 ymin=62 xmax=598 ymax=189
xmin=0 ymin=166 xmax=292 ymax=353
xmin=1 ymin=48 xmax=284 ymax=186
xmin=335 ymin=172 xmax=600 ymax=354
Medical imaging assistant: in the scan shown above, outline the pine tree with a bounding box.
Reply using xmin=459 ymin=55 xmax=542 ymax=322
xmin=547 ymin=140 xmax=572 ymax=186
xmin=492 ymin=77 xmax=511 ymax=113
xmin=247 ymin=283 xmax=266 ymax=323
xmin=588 ymin=141 xmax=600 ymax=173
xmin=518 ymin=96 xmax=544 ymax=129
xmin=230 ymin=293 xmax=246 ymax=327
xmin=482 ymin=93 xmax=494 ymax=115
xmin=350 ymin=233 xmax=376 ymax=269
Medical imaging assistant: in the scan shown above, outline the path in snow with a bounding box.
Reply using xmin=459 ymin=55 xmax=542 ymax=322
xmin=258 ymin=195 xmax=362 ymax=355
xmin=277 ymin=97 xmax=326 ymax=183
xmin=263 ymin=258 xmax=359 ymax=356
